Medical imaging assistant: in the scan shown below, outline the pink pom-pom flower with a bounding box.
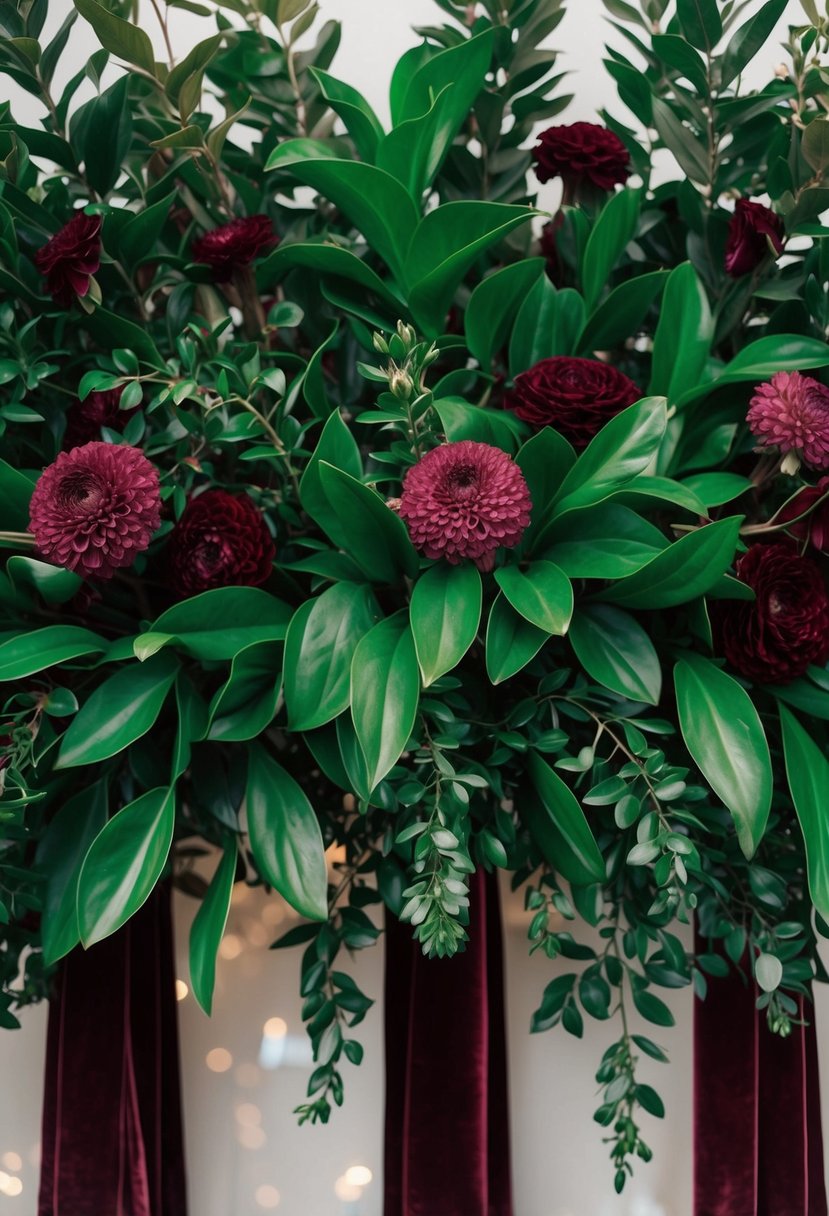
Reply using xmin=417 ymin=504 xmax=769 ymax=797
xmin=746 ymin=371 xmax=829 ymax=471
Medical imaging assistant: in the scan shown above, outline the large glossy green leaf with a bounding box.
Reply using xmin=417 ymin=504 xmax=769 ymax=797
xmin=74 ymin=0 xmax=156 ymax=72
xmin=396 ymin=28 xmax=493 ymax=123
xmin=351 ymin=612 xmax=420 ymax=790
xmin=172 ymin=673 xmax=208 ymax=782
xmin=676 ymin=0 xmax=722 ymax=49
xmin=283 ymin=582 xmax=379 ymax=731
xmin=779 ymin=706 xmax=829 ymax=922
xmin=81 ymin=74 xmax=131 ymax=196
xmin=0 ymin=457 xmax=34 ymax=530
xmin=6 ymin=556 xmax=82 ymax=605
xmin=596 ymin=516 xmax=742 ymax=609
xmin=570 ymin=605 xmax=661 ymax=705
xmin=677 ymin=335 xmax=829 ymax=407
xmin=581 ymin=187 xmax=641 ymax=310
xmin=485 ymin=593 xmax=548 ymax=684
xmin=189 ymin=840 xmax=236 ymax=1014
xmin=524 ymin=752 xmax=604 ymax=884
xmin=465 ymin=259 xmax=545 ymax=368
xmin=407 ymin=202 xmax=537 ymax=335
xmin=138 ymin=588 xmax=291 ymax=661
xmin=515 ymin=426 xmax=576 ymax=551
xmin=264 ymin=142 xmax=418 ymax=283
xmin=649 ymin=263 xmax=712 ymax=401
xmin=410 ymin=563 xmax=481 ymax=686
xmin=300 ymin=409 xmax=363 ymax=549
xmin=0 ymin=625 xmax=106 ymax=681
xmin=494 ymin=561 xmax=573 ymax=635
xmin=77 ymin=786 xmax=175 ymax=946
xmin=552 ymin=397 xmax=667 ymax=515
xmin=206 ymin=641 xmax=282 ymax=742
xmin=310 ymin=68 xmax=384 ymax=162
xmin=257 ymin=242 xmax=404 ymax=312
xmin=56 ymin=652 xmax=179 ymax=768
xmin=721 ymin=0 xmax=787 ymax=86
xmin=318 ymin=462 xmax=420 ymax=582
xmin=376 ymin=84 xmax=456 ymax=198
xmin=246 ymin=743 xmax=328 ymax=921
xmin=541 ymin=503 xmax=667 ymax=578
xmin=433 ymin=396 xmax=527 ymax=454
xmin=38 ymin=780 xmax=109 ymax=965
xmin=675 ymin=655 xmax=772 ymax=858
xmin=577 ymin=271 xmax=668 ymax=354
xmin=509 ymin=278 xmax=585 ymax=375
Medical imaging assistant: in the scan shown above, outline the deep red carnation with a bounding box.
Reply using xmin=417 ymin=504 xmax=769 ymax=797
xmin=724 ymin=199 xmax=784 ymax=278
xmin=167 ymin=489 xmax=275 ymax=596
xmin=532 ymin=122 xmax=630 ymax=192
xmin=713 ymin=542 xmax=829 ymax=684
xmin=776 ymin=478 xmax=829 ymax=554
xmin=398 ymin=441 xmax=532 ymax=572
xmin=191 ymin=215 xmax=277 ymax=281
xmin=747 ymin=372 xmax=829 ymax=471
xmin=29 ymin=442 xmax=160 ymax=580
xmin=63 ymin=388 xmax=139 ymax=450
xmin=34 ymin=212 xmax=101 ymax=306
xmin=507 ymin=356 xmax=642 ymax=448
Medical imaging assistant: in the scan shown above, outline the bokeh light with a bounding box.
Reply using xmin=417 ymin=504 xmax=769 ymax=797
xmin=1 ymin=1153 xmax=21 ymax=1171
xmin=237 ymin=1125 xmax=266 ymax=1150
xmin=334 ymin=1176 xmax=361 ymax=1202
xmin=175 ymin=980 xmax=189 ymax=1001
xmin=219 ymin=934 xmax=242 ymax=960
xmin=206 ymin=1048 xmax=233 ymax=1073
xmin=235 ymin=1103 xmax=262 ymax=1127
xmin=255 ymin=1183 xmax=281 ymax=1208
xmin=263 ymin=1017 xmax=287 ymax=1040
xmin=345 ymin=1165 xmax=373 ymax=1187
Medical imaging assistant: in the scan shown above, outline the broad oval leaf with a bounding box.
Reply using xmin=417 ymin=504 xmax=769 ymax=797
xmin=77 ymin=786 xmax=175 ymax=946
xmin=581 ymin=186 xmax=641 ymax=310
xmin=779 ymin=706 xmax=829 ymax=924
xmin=6 ymin=556 xmax=82 ymax=605
xmin=675 ymin=655 xmax=772 ymax=858
xmin=485 ymin=593 xmax=548 ymax=684
xmin=0 ymin=625 xmax=106 ymax=681
xmin=206 ymin=641 xmax=282 ymax=742
xmin=539 ymin=503 xmax=667 ymax=577
xmin=246 ymin=743 xmax=328 ymax=921
xmin=577 ymin=271 xmax=668 ymax=354
xmin=494 ymin=561 xmax=573 ymax=635
xmin=410 ymin=562 xmax=482 ymax=686
xmin=649 ymin=263 xmax=713 ymax=402
xmin=141 ymin=587 xmax=291 ymax=661
xmin=300 ymin=409 xmax=362 ymax=549
xmin=318 ymin=462 xmax=420 ymax=582
xmin=189 ymin=840 xmax=237 ymax=1014
xmin=524 ymin=752 xmax=605 ymax=884
xmin=38 ymin=780 xmax=109 ymax=965
xmin=570 ymin=605 xmax=661 ymax=705
xmin=466 ymin=259 xmax=545 ymax=368
xmin=432 ymin=397 xmax=528 ymax=454
xmin=350 ymin=612 xmax=420 ymax=790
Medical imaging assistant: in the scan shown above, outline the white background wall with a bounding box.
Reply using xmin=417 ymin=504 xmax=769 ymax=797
xmin=0 ymin=1 xmax=817 ymax=1214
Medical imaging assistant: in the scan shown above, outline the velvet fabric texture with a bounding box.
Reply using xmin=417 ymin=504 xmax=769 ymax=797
xmin=38 ymin=884 xmax=187 ymax=1216
xmin=694 ymin=939 xmax=826 ymax=1216
xmin=383 ymin=869 xmax=513 ymax=1216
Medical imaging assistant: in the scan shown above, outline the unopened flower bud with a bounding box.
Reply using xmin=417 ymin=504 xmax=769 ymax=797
xmin=390 ymin=367 xmax=414 ymax=399
xmin=396 ymin=320 xmax=417 ymax=350
xmin=372 ymin=331 xmax=389 ymax=355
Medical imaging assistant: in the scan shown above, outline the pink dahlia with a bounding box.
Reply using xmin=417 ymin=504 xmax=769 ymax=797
xmin=29 ymin=442 xmax=161 ymax=580
xmin=398 ymin=441 xmax=532 ymax=572
xmin=747 ymin=372 xmax=829 ymax=471
xmin=191 ymin=215 xmax=276 ymax=281
xmin=34 ymin=212 xmax=101 ymax=306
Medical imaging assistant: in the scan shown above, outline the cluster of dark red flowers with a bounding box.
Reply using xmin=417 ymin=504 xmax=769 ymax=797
xmin=191 ymin=215 xmax=277 ymax=281
xmin=166 ymin=489 xmax=275 ymax=596
xmin=35 ymin=212 xmax=102 ymax=306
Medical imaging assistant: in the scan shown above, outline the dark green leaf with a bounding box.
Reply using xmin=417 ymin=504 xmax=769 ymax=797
xmin=570 ymin=604 xmax=661 ymax=704
xmin=350 ymin=612 xmax=420 ymax=790
xmin=38 ymin=780 xmax=108 ymax=965
xmin=0 ymin=625 xmax=106 ymax=681
xmin=553 ymin=396 xmax=667 ymax=515
xmin=649 ymin=263 xmax=712 ymax=401
xmin=779 ymin=706 xmax=829 ymax=924
xmin=524 ymin=752 xmax=605 ymax=884
xmin=466 ymin=259 xmax=545 ymax=368
xmin=581 ymin=187 xmax=641 ymax=310
xmin=485 ymin=593 xmax=548 ymax=684
xmin=410 ymin=562 xmax=481 ymax=686
xmin=74 ymin=0 xmax=156 ymax=72
xmin=318 ymin=462 xmax=419 ymax=581
xmin=596 ymin=516 xmax=742 ymax=609
xmin=140 ymin=588 xmax=291 ymax=661
xmin=189 ymin=840 xmax=236 ymax=1014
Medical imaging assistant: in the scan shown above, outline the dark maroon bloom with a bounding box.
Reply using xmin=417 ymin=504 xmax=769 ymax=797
xmin=724 ymin=199 xmax=784 ymax=278
xmin=191 ymin=215 xmax=276 ymax=281
xmin=63 ymin=388 xmax=139 ymax=450
xmin=34 ymin=212 xmax=101 ymax=306
xmin=532 ymin=122 xmax=630 ymax=192
xmin=713 ymin=542 xmax=829 ymax=684
xmin=507 ymin=356 xmax=642 ymax=448
xmin=29 ymin=442 xmax=161 ymax=580
xmin=776 ymin=478 xmax=829 ymax=554
xmin=398 ymin=441 xmax=532 ymax=572
xmin=167 ymin=489 xmax=275 ymax=596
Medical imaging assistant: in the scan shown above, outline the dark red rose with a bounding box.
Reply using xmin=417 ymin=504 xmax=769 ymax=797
xmin=63 ymin=388 xmax=139 ymax=450
xmin=713 ymin=542 xmax=829 ymax=684
xmin=191 ymin=215 xmax=276 ymax=281
xmin=724 ymin=199 xmax=784 ymax=278
xmin=167 ymin=489 xmax=275 ymax=596
xmin=34 ymin=212 xmax=101 ymax=306
xmin=776 ymin=478 xmax=829 ymax=554
xmin=532 ymin=123 xmax=630 ymax=192
xmin=507 ymin=356 xmax=642 ymax=448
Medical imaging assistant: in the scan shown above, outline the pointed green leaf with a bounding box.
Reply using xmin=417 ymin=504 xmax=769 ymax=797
xmin=525 ymin=752 xmax=605 ymax=884
xmin=485 ymin=593 xmax=548 ymax=684
xmin=581 ymin=187 xmax=641 ymax=310
xmin=410 ymin=562 xmax=481 ymax=686
xmin=190 ymin=840 xmax=236 ymax=1014
xmin=318 ymin=462 xmax=420 ymax=582
xmin=779 ymin=706 xmax=829 ymax=923
xmin=553 ymin=396 xmax=667 ymax=515
xmin=596 ymin=516 xmax=742 ymax=609
xmin=494 ymin=561 xmax=573 ymax=635
xmin=466 ymin=259 xmax=546 ymax=368
xmin=140 ymin=588 xmax=290 ymax=661
xmin=649 ymin=263 xmax=712 ymax=401
xmin=38 ymin=780 xmax=109 ymax=965
xmin=300 ymin=409 xmax=362 ymax=549
xmin=570 ymin=605 xmax=661 ymax=704
xmin=351 ymin=612 xmax=420 ymax=790
xmin=0 ymin=625 xmax=106 ymax=681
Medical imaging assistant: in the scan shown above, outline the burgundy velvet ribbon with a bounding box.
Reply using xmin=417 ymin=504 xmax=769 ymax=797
xmin=38 ymin=884 xmax=187 ymax=1216
xmin=384 ymin=869 xmax=513 ymax=1216
xmin=694 ymin=937 xmax=826 ymax=1216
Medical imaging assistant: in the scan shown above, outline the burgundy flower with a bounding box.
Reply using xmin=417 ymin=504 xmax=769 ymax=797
xmin=747 ymin=372 xmax=829 ymax=471
xmin=29 ymin=442 xmax=160 ymax=580
xmin=724 ymin=199 xmax=784 ymax=278
xmin=167 ymin=489 xmax=275 ymax=596
xmin=398 ymin=441 xmax=532 ymax=572
xmin=713 ymin=542 xmax=829 ymax=684
xmin=34 ymin=212 xmax=101 ymax=306
xmin=507 ymin=356 xmax=642 ymax=448
xmin=191 ymin=215 xmax=276 ymax=281
xmin=776 ymin=478 xmax=829 ymax=554
xmin=532 ymin=123 xmax=630 ymax=192
xmin=63 ymin=388 xmax=139 ymax=450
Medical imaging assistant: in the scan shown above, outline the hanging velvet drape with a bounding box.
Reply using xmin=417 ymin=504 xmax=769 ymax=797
xmin=383 ymin=868 xmax=513 ymax=1216
xmin=38 ymin=883 xmax=187 ymax=1216
xmin=694 ymin=937 xmax=826 ymax=1216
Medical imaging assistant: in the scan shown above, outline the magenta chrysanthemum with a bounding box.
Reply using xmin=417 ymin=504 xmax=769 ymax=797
xmin=398 ymin=441 xmax=532 ymax=572
xmin=746 ymin=371 xmax=829 ymax=470
xmin=29 ymin=442 xmax=161 ymax=580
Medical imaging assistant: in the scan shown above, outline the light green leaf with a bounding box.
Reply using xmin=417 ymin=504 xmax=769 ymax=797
xmin=0 ymin=625 xmax=106 ymax=681
xmin=351 ymin=612 xmax=420 ymax=790
xmin=189 ymin=840 xmax=236 ymax=1014
xmin=524 ymin=752 xmax=605 ymax=884
xmin=409 ymin=563 xmax=482 ymax=686
xmin=570 ymin=605 xmax=661 ymax=704
xmin=206 ymin=642 xmax=281 ymax=742
xmin=433 ymin=396 xmax=528 ymax=454
xmin=485 ymin=593 xmax=548 ymax=684
xmin=494 ymin=561 xmax=573 ymax=635
xmin=310 ymin=68 xmax=385 ymax=162
xmin=553 ymin=396 xmax=667 ymax=515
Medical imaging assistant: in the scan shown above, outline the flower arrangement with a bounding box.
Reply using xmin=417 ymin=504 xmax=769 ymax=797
xmin=2 ymin=0 xmax=829 ymax=1194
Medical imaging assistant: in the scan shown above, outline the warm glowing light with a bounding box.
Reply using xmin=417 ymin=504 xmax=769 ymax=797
xmin=263 ymin=1016 xmax=287 ymax=1040
xmin=1 ymin=1153 xmax=21 ymax=1171
xmin=3 ymin=1178 xmax=22 ymax=1197
xmin=206 ymin=1048 xmax=233 ymax=1073
xmin=219 ymin=934 xmax=242 ymax=960
xmin=175 ymin=980 xmax=189 ymax=1001
xmin=0 ymin=1173 xmax=9 ymax=1189
xmin=237 ymin=1125 xmax=266 ymax=1150
xmin=334 ymin=1177 xmax=361 ymax=1202
xmin=255 ymin=1184 xmax=281 ymax=1208
xmin=235 ymin=1103 xmax=262 ymax=1127
xmin=232 ymin=883 xmax=251 ymax=904
xmin=345 ymin=1165 xmax=373 ymax=1188
xmin=245 ymin=919 xmax=268 ymax=947
xmin=261 ymin=902 xmax=284 ymax=927
xmin=235 ymin=1063 xmax=261 ymax=1089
